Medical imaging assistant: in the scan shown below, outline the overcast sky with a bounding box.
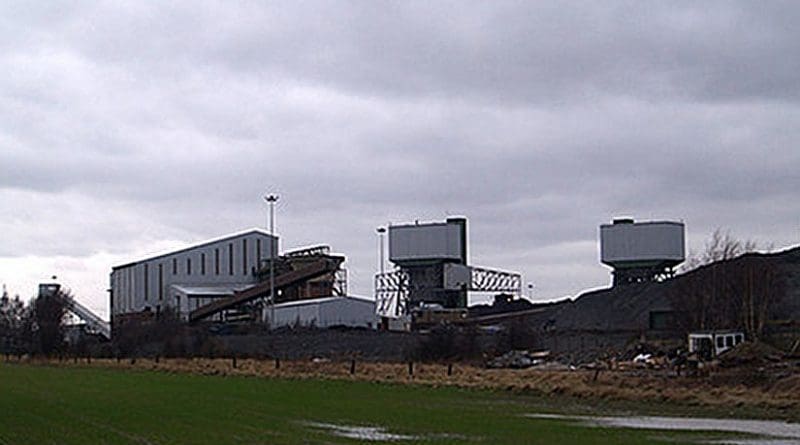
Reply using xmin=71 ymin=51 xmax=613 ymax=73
xmin=2 ymin=1 xmax=799 ymax=318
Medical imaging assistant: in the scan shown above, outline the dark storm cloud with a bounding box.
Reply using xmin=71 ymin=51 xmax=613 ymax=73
xmin=1 ymin=1 xmax=799 ymax=305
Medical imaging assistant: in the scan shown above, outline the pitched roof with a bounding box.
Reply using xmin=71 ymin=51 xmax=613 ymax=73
xmin=112 ymin=228 xmax=277 ymax=270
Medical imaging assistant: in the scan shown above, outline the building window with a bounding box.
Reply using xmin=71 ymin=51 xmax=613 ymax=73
xmin=158 ymin=264 xmax=163 ymax=300
xmin=243 ymin=239 xmax=248 ymax=275
xmin=187 ymin=257 xmax=192 ymax=275
xmin=256 ymin=239 xmax=262 ymax=266
xmin=201 ymin=253 xmax=206 ymax=275
xmin=172 ymin=258 xmax=177 ymax=275
xmin=144 ymin=264 xmax=149 ymax=301
xmin=229 ymin=243 xmax=234 ymax=275
xmin=215 ymin=248 xmax=220 ymax=275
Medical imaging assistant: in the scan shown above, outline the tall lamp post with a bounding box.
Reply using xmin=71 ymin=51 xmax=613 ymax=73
xmin=264 ymin=194 xmax=279 ymax=327
xmin=376 ymin=227 xmax=387 ymax=275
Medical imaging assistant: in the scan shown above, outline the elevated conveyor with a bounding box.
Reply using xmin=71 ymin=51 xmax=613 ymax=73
xmin=39 ymin=284 xmax=111 ymax=339
xmin=61 ymin=294 xmax=111 ymax=339
xmin=189 ymin=256 xmax=344 ymax=322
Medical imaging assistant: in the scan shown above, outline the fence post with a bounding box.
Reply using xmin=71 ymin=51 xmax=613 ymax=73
xmin=447 ymin=363 xmax=453 ymax=376
xmin=350 ymin=359 xmax=356 ymax=375
xmin=408 ymin=361 xmax=414 ymax=377
xmin=232 ymin=356 xmax=237 ymax=369
xmin=275 ymin=358 xmax=280 ymax=369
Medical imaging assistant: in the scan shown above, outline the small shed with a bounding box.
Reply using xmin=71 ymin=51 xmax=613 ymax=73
xmin=266 ymin=296 xmax=377 ymax=329
xmin=688 ymin=330 xmax=745 ymax=359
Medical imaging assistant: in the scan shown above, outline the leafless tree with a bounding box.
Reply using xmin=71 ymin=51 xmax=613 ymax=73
xmin=670 ymin=229 xmax=786 ymax=339
xmin=682 ymin=228 xmax=758 ymax=271
xmin=731 ymin=256 xmax=786 ymax=340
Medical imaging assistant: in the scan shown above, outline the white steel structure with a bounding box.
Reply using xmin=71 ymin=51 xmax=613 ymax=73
xmin=599 ymin=218 xmax=685 ymax=286
xmin=110 ymin=229 xmax=277 ymax=323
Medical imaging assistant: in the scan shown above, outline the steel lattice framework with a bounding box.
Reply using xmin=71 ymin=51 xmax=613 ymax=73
xmin=470 ymin=266 xmax=522 ymax=293
xmin=375 ymin=265 xmax=521 ymax=318
xmin=375 ymin=269 xmax=409 ymax=317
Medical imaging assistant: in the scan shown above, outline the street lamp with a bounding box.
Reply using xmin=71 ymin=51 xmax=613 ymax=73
xmin=264 ymin=194 xmax=279 ymax=327
xmin=376 ymin=227 xmax=387 ymax=275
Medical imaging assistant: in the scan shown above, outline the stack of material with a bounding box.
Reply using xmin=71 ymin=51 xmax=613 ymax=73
xmin=487 ymin=350 xmax=551 ymax=369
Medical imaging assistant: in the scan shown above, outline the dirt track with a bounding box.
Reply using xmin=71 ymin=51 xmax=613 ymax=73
xmin=14 ymin=356 xmax=800 ymax=416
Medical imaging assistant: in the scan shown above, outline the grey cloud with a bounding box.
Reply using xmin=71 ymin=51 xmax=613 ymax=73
xmin=1 ymin=1 xmax=799 ymax=303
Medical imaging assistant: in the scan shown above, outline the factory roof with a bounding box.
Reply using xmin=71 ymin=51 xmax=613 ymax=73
xmin=273 ymin=295 xmax=374 ymax=309
xmin=599 ymin=219 xmax=684 ymax=228
xmin=112 ymin=228 xmax=277 ymax=271
xmin=170 ymin=284 xmax=255 ymax=296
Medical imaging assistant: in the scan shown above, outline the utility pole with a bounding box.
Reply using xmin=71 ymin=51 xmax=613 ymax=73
xmin=264 ymin=194 xmax=279 ymax=328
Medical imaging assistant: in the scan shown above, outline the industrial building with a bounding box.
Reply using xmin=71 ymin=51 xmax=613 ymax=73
xmin=110 ymin=229 xmax=278 ymax=323
xmin=376 ymin=217 xmax=522 ymax=328
xmin=110 ymin=229 xmax=370 ymax=333
xmin=265 ymin=295 xmax=376 ymax=329
xmin=600 ymin=218 xmax=685 ymax=286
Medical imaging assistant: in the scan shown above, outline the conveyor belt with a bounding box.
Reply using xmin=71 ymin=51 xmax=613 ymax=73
xmin=189 ymin=256 xmax=344 ymax=322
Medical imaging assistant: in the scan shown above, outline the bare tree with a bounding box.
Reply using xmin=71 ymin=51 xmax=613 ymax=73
xmin=732 ymin=256 xmax=786 ymax=340
xmin=670 ymin=229 xmax=786 ymax=339
xmin=683 ymin=228 xmax=758 ymax=271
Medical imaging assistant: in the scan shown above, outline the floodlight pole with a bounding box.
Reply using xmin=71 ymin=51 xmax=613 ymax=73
xmin=264 ymin=194 xmax=279 ymax=328
xmin=377 ymin=227 xmax=387 ymax=275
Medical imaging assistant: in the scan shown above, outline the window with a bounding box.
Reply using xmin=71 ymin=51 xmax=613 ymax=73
xmin=256 ymin=239 xmax=261 ymax=266
xmin=172 ymin=258 xmax=177 ymax=275
xmin=144 ymin=264 xmax=149 ymax=301
xmin=201 ymin=253 xmax=206 ymax=275
xmin=215 ymin=248 xmax=220 ymax=275
xmin=243 ymin=239 xmax=248 ymax=275
xmin=229 ymin=243 xmax=234 ymax=275
xmin=726 ymin=336 xmax=734 ymax=347
xmin=735 ymin=334 xmax=743 ymax=344
xmin=158 ymin=264 xmax=163 ymax=300
xmin=187 ymin=257 xmax=192 ymax=275
xmin=717 ymin=336 xmax=725 ymax=349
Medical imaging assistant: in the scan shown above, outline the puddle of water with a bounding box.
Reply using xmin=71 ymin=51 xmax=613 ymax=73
xmin=302 ymin=421 xmax=471 ymax=442
xmin=525 ymin=413 xmax=800 ymax=444
xmin=303 ymin=421 xmax=420 ymax=441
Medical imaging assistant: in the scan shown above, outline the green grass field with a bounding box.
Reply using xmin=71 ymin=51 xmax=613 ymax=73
xmin=0 ymin=363 xmax=747 ymax=444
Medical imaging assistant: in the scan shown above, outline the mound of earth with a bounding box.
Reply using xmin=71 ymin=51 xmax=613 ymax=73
xmin=718 ymin=341 xmax=784 ymax=367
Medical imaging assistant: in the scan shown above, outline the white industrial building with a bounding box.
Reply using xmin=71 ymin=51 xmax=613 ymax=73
xmin=110 ymin=229 xmax=278 ymax=322
xmin=265 ymin=296 xmax=377 ymax=329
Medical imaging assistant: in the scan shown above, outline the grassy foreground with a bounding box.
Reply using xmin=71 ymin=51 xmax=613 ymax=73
xmin=0 ymin=363 xmax=745 ymax=444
